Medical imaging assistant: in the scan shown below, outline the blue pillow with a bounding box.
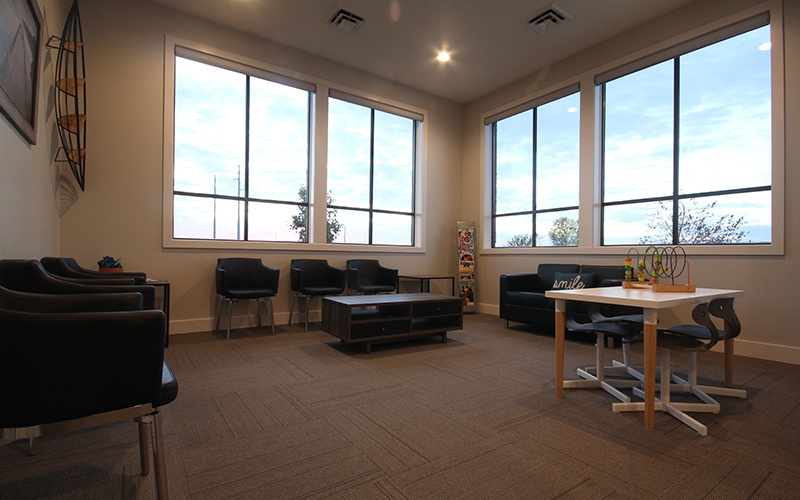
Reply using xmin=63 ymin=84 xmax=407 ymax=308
xmin=552 ymin=272 xmax=595 ymax=290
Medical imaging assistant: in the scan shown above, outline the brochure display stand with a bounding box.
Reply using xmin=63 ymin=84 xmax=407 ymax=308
xmin=457 ymin=221 xmax=476 ymax=313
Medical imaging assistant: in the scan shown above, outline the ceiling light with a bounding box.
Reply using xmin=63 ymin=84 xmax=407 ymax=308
xmin=758 ymin=42 xmax=771 ymax=51
xmin=437 ymin=51 xmax=451 ymax=62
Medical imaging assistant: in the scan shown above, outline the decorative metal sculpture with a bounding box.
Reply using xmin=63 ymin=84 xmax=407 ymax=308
xmin=47 ymin=0 xmax=86 ymax=190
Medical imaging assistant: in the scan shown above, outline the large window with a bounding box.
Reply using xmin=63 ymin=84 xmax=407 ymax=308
xmin=600 ymin=21 xmax=772 ymax=246
xmin=489 ymin=88 xmax=580 ymax=247
xmin=327 ymin=93 xmax=419 ymax=246
xmin=167 ymin=44 xmax=424 ymax=249
xmin=172 ymin=53 xmax=312 ymax=242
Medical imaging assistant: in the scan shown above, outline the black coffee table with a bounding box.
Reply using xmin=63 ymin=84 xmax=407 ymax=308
xmin=321 ymin=293 xmax=463 ymax=353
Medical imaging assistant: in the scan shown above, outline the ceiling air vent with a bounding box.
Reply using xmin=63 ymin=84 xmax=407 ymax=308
xmin=525 ymin=3 xmax=572 ymax=34
xmin=329 ymin=8 xmax=366 ymax=33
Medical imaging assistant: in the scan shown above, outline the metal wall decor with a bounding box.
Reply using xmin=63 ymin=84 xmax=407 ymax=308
xmin=47 ymin=0 xmax=86 ymax=190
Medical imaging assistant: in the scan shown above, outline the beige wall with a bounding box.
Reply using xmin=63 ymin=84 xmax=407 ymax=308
xmin=2 ymin=0 xmax=797 ymax=365
xmin=54 ymin=0 xmax=463 ymax=334
xmin=463 ymin=0 xmax=800 ymax=364
xmin=0 ymin=0 xmax=71 ymax=258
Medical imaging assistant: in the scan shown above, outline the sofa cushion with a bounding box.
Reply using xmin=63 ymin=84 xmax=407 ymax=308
xmin=536 ymin=264 xmax=580 ymax=290
xmin=552 ymin=271 xmax=595 ymax=290
xmin=579 ymin=265 xmax=625 ymax=287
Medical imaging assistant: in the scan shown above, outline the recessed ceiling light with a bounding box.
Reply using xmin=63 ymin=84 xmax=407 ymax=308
xmin=567 ymin=106 xmax=578 ymax=113
xmin=437 ymin=51 xmax=451 ymax=62
xmin=758 ymin=42 xmax=771 ymax=51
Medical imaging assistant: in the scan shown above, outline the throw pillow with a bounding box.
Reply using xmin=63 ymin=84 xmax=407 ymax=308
xmin=552 ymin=272 xmax=595 ymax=290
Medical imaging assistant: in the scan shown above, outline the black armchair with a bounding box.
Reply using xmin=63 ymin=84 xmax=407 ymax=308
xmin=346 ymin=259 xmax=398 ymax=294
xmin=0 ymin=291 xmax=177 ymax=498
xmin=289 ymin=259 xmax=346 ymax=331
xmin=41 ymin=256 xmax=148 ymax=285
xmin=0 ymin=259 xmax=156 ymax=309
xmin=215 ymin=258 xmax=280 ymax=340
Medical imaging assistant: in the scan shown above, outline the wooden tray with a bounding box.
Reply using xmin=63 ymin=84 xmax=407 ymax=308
xmin=623 ymin=282 xmax=696 ymax=293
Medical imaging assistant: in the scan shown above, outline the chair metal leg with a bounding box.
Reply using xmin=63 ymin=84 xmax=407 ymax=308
xmin=27 ymin=437 xmax=38 ymax=456
xmin=214 ymin=297 xmax=222 ymax=332
xmin=288 ymin=294 xmax=296 ymax=326
xmin=226 ymin=299 xmax=233 ymax=340
xmin=267 ymin=298 xmax=276 ymax=335
xmin=303 ymin=296 xmax=310 ymax=332
xmin=566 ymin=333 xmax=638 ymax=403
xmin=136 ymin=416 xmax=151 ymax=476
xmin=256 ymin=298 xmax=263 ymax=328
xmin=151 ymin=410 xmax=169 ymax=499
xmin=670 ymin=352 xmax=747 ymax=399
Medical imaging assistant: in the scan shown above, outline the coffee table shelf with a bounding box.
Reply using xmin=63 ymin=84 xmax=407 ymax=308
xmin=322 ymin=293 xmax=463 ymax=353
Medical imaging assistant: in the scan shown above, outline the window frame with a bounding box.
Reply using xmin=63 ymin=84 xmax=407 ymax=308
xmin=487 ymin=84 xmax=581 ymax=248
xmin=162 ymin=36 xmax=428 ymax=253
xmin=479 ymin=5 xmax=784 ymax=257
xmin=598 ymin=15 xmax=773 ymax=247
xmin=326 ymin=90 xmax=421 ymax=247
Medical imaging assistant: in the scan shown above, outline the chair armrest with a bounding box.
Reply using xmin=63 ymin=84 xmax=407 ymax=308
xmin=500 ymin=273 xmax=541 ymax=293
xmin=290 ymin=266 xmax=303 ymax=291
xmin=50 ymin=274 xmax=137 ymax=286
xmin=326 ymin=266 xmax=347 ymax=288
xmin=255 ymin=264 xmax=280 ymax=290
xmin=0 ymin=288 xmax=143 ymax=312
xmin=377 ymin=266 xmax=398 ymax=284
xmin=0 ymin=309 xmax=165 ymax=427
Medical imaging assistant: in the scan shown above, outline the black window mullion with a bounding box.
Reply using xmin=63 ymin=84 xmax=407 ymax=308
xmin=368 ymin=109 xmax=376 ymax=245
xmin=491 ymin=123 xmax=498 ymax=246
xmin=672 ymin=58 xmax=681 ymax=244
xmin=600 ymin=83 xmax=608 ymax=245
xmin=243 ymin=75 xmax=251 ymax=241
xmin=531 ymin=108 xmax=538 ymax=247
xmin=410 ymin=120 xmax=417 ymax=244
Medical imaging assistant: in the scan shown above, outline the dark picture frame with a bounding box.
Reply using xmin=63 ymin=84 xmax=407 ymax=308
xmin=0 ymin=0 xmax=44 ymax=144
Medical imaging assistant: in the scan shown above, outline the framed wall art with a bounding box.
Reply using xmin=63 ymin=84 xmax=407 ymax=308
xmin=0 ymin=0 xmax=44 ymax=144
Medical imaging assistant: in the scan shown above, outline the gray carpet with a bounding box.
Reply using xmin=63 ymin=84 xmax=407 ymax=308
xmin=2 ymin=313 xmax=799 ymax=499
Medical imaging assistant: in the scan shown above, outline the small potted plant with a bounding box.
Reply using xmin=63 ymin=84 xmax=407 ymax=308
xmin=97 ymin=255 xmax=124 ymax=272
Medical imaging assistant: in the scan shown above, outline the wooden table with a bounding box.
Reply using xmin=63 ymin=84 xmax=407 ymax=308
xmin=545 ymin=286 xmax=743 ymax=429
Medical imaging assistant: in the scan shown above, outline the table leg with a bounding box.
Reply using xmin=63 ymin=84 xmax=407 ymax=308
xmin=644 ymin=309 xmax=658 ymax=429
xmin=724 ymin=337 xmax=734 ymax=387
xmin=555 ymin=299 xmax=565 ymax=398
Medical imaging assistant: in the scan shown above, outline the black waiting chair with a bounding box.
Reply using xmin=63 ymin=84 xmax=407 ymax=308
xmin=0 ymin=259 xmax=157 ymax=309
xmin=0 ymin=289 xmax=177 ymax=499
xmin=563 ymin=303 xmax=643 ymax=402
xmin=41 ymin=256 xmax=148 ymax=285
xmin=289 ymin=259 xmax=346 ymax=331
xmin=215 ymin=258 xmax=279 ymax=340
xmin=346 ymin=259 xmax=398 ymax=294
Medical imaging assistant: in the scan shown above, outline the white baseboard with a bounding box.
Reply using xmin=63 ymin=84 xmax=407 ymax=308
xmin=711 ymin=339 xmax=800 ymax=365
xmin=169 ymin=310 xmax=303 ymax=336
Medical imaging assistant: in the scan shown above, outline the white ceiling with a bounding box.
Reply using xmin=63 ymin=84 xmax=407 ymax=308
xmin=147 ymin=0 xmax=695 ymax=103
